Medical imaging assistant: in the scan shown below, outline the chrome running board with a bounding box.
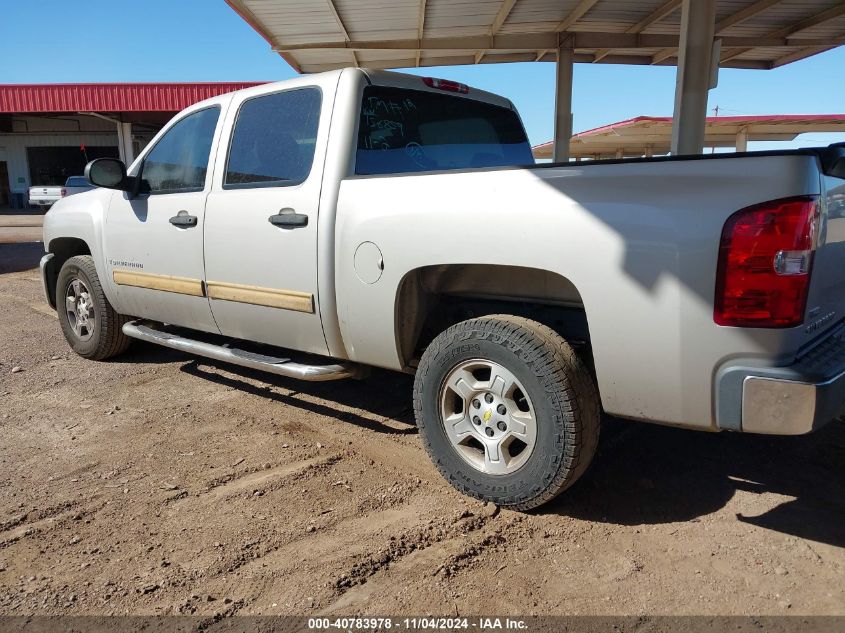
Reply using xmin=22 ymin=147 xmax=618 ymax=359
xmin=122 ymin=320 xmax=361 ymax=382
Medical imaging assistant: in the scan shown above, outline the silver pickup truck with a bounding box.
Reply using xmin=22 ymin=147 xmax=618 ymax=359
xmin=40 ymin=69 xmax=845 ymax=510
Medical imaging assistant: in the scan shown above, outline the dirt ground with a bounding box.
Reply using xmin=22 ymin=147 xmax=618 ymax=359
xmin=0 ymin=241 xmax=844 ymax=618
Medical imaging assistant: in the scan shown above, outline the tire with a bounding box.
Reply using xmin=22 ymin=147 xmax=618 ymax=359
xmin=56 ymin=255 xmax=131 ymax=360
xmin=413 ymin=315 xmax=600 ymax=510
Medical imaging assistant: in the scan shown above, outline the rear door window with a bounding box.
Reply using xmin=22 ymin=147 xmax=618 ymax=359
xmin=356 ymin=86 xmax=534 ymax=175
xmin=224 ymin=87 xmax=321 ymax=188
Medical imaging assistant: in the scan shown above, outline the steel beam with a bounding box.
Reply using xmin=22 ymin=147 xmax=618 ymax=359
xmin=272 ymin=32 xmax=838 ymax=53
xmin=416 ymin=0 xmax=427 ymax=66
xmin=553 ymin=38 xmax=574 ymax=163
xmin=735 ymin=127 xmax=749 ymax=152
xmin=595 ymin=0 xmax=682 ymax=63
xmin=117 ymin=122 xmax=134 ymax=165
xmin=477 ymin=0 xmax=518 ymax=63
xmin=671 ymin=0 xmax=716 ymax=155
xmin=555 ymin=0 xmax=600 ymax=32
xmin=721 ymin=3 xmax=845 ymax=64
xmin=653 ymin=0 xmax=781 ymax=64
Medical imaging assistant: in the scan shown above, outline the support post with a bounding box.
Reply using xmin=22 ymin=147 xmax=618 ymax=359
xmin=117 ymin=122 xmax=135 ymax=165
xmin=735 ymin=127 xmax=748 ymax=152
xmin=670 ymin=0 xmax=716 ymax=155
xmin=553 ymin=36 xmax=574 ymax=163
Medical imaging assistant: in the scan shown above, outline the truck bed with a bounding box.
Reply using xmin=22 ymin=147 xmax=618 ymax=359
xmin=335 ymin=146 xmax=845 ymax=430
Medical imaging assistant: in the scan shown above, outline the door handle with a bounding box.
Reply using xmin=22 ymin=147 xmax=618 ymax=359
xmin=269 ymin=209 xmax=308 ymax=228
xmin=169 ymin=211 xmax=198 ymax=228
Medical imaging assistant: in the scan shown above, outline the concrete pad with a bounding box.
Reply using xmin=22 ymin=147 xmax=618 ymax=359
xmin=0 ymin=214 xmax=45 ymax=228
xmin=0 ymin=226 xmax=43 ymax=243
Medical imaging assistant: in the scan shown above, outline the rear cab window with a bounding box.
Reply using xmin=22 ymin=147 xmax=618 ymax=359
xmin=355 ymin=85 xmax=534 ymax=176
xmin=225 ymin=87 xmax=321 ymax=189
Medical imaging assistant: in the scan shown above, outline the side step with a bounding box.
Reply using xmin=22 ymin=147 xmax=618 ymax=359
xmin=122 ymin=320 xmax=361 ymax=382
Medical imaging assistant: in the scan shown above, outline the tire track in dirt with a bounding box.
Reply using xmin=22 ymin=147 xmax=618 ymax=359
xmin=320 ymin=507 xmax=509 ymax=613
xmin=159 ymin=468 xmax=444 ymax=615
xmin=240 ymin=499 xmax=432 ymax=577
xmin=181 ymin=456 xmax=337 ymax=505
xmin=0 ymin=500 xmax=104 ymax=548
xmin=202 ymin=495 xmax=438 ymax=614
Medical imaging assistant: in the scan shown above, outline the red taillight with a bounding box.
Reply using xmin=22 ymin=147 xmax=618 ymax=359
xmin=422 ymin=76 xmax=469 ymax=94
xmin=60 ymin=188 xmax=67 ymax=197
xmin=715 ymin=196 xmax=819 ymax=328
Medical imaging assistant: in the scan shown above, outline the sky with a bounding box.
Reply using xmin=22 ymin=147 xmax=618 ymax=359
xmin=2 ymin=0 xmax=844 ymax=149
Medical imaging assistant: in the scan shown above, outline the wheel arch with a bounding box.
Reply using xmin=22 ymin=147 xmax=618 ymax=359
xmin=394 ymin=263 xmax=592 ymax=371
xmin=43 ymin=237 xmax=92 ymax=308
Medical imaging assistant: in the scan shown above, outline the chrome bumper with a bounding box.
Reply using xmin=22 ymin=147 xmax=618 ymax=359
xmin=742 ymin=369 xmax=845 ymax=435
xmin=39 ymin=252 xmax=55 ymax=309
xmin=718 ymin=324 xmax=845 ymax=435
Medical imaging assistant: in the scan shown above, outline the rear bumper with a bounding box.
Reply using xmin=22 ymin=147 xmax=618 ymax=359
xmin=717 ymin=324 xmax=845 ymax=435
xmin=741 ymin=368 xmax=845 ymax=435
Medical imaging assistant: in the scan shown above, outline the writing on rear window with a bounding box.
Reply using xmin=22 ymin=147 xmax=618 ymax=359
xmin=356 ymin=86 xmax=534 ymax=176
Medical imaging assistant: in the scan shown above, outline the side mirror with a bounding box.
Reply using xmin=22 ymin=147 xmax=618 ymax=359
xmin=84 ymin=158 xmax=130 ymax=191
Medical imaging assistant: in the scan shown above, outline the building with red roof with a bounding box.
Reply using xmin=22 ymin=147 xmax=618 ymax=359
xmin=0 ymin=82 xmax=264 ymax=207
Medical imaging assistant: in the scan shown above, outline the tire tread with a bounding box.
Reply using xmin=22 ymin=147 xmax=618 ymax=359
xmin=413 ymin=314 xmax=600 ymax=511
xmin=58 ymin=255 xmax=131 ymax=360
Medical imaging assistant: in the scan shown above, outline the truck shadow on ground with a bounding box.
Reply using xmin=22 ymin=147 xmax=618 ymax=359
xmin=0 ymin=243 xmax=43 ymax=274
xmin=176 ymin=356 xmax=419 ymax=436
xmin=120 ymin=342 xmax=845 ymax=547
xmin=550 ymin=417 xmax=845 ymax=548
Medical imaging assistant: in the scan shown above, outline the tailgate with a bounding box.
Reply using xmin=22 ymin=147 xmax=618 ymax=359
xmin=29 ymin=187 xmax=60 ymax=202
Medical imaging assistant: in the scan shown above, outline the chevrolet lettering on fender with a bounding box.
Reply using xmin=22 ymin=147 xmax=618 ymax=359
xmin=39 ymin=69 xmax=845 ymax=510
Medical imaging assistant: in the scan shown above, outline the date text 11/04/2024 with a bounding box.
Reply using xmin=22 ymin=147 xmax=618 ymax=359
xmin=307 ymin=617 xmax=529 ymax=630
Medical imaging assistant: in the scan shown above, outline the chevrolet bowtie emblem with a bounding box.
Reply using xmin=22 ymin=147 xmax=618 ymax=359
xmin=482 ymin=410 xmax=492 ymax=422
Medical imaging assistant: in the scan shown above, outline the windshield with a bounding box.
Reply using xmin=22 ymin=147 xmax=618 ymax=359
xmin=355 ymin=85 xmax=534 ymax=176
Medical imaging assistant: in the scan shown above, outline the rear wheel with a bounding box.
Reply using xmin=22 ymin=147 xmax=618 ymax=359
xmin=56 ymin=255 xmax=131 ymax=360
xmin=413 ymin=315 xmax=600 ymax=510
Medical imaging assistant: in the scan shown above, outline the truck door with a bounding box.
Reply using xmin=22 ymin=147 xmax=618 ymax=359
xmin=203 ymin=84 xmax=330 ymax=355
xmin=105 ymin=104 xmax=224 ymax=333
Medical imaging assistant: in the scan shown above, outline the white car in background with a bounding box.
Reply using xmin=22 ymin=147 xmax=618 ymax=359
xmin=29 ymin=176 xmax=94 ymax=211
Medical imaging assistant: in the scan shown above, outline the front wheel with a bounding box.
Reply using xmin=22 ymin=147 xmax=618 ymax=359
xmin=56 ymin=255 xmax=131 ymax=360
xmin=413 ymin=315 xmax=600 ymax=510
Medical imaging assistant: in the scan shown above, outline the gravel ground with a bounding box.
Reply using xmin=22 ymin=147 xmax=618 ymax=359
xmin=0 ymin=242 xmax=843 ymax=618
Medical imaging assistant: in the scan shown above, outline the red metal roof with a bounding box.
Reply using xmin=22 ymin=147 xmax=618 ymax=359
xmin=0 ymin=82 xmax=266 ymax=113
xmin=532 ymin=114 xmax=845 ymax=158
xmin=571 ymin=114 xmax=845 ymax=141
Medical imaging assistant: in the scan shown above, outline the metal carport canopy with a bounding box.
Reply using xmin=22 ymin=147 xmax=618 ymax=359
xmin=226 ymin=0 xmax=845 ymax=158
xmin=532 ymin=114 xmax=845 ymax=159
